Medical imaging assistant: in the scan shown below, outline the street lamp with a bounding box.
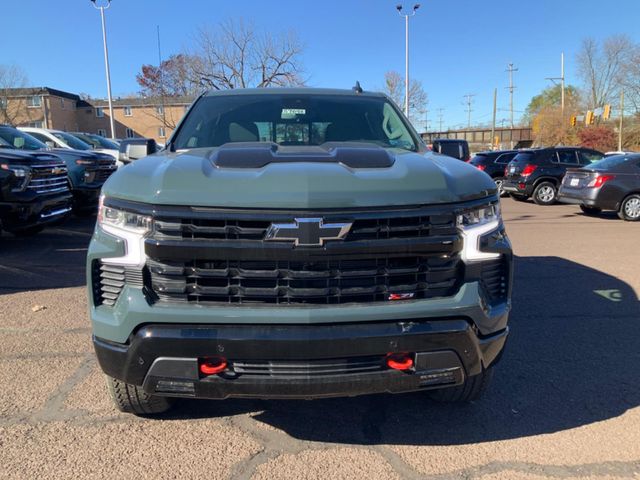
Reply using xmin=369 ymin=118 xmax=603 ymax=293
xmin=91 ymin=0 xmax=116 ymax=139
xmin=396 ymin=3 xmax=420 ymax=117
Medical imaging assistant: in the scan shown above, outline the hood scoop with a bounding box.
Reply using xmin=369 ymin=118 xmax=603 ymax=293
xmin=210 ymin=142 xmax=395 ymax=169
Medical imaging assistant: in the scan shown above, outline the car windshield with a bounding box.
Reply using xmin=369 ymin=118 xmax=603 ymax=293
xmin=53 ymin=131 xmax=92 ymax=150
xmin=74 ymin=133 xmax=119 ymax=150
xmin=0 ymin=126 xmax=47 ymax=150
xmin=436 ymin=143 xmax=463 ymax=158
xmin=171 ymin=94 xmax=418 ymax=152
xmin=587 ymin=154 xmax=635 ymax=170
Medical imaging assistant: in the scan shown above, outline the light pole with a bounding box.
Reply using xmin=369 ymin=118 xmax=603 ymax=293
xmin=91 ymin=0 xmax=116 ymax=139
xmin=396 ymin=3 xmax=420 ymax=118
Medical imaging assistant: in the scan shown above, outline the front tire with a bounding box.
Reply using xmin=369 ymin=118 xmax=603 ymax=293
xmin=533 ymin=181 xmax=557 ymax=205
xmin=580 ymin=205 xmax=602 ymax=216
xmin=428 ymin=367 xmax=494 ymax=403
xmin=106 ymin=375 xmax=175 ymax=416
xmin=618 ymin=194 xmax=640 ymax=221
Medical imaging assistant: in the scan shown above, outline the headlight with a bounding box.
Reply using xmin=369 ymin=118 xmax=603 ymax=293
xmin=98 ymin=196 xmax=152 ymax=266
xmin=98 ymin=196 xmax=152 ymax=234
xmin=458 ymin=203 xmax=502 ymax=261
xmin=0 ymin=164 xmax=31 ymax=192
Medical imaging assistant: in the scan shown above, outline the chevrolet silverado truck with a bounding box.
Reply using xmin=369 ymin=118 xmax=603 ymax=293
xmin=0 ymin=148 xmax=72 ymax=236
xmin=87 ymin=88 xmax=513 ymax=415
xmin=0 ymin=125 xmax=116 ymax=215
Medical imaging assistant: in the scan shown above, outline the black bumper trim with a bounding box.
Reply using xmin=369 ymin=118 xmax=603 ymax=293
xmin=93 ymin=319 xmax=508 ymax=400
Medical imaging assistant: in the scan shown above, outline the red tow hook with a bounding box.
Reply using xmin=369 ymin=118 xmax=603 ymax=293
xmin=199 ymin=357 xmax=228 ymax=375
xmin=385 ymin=353 xmax=414 ymax=371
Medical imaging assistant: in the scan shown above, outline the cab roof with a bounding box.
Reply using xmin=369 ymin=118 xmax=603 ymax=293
xmin=204 ymin=87 xmax=386 ymax=98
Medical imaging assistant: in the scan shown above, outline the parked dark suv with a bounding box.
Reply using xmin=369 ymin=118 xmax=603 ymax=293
xmin=470 ymin=150 xmax=519 ymax=196
xmin=502 ymin=147 xmax=604 ymax=205
xmin=431 ymin=139 xmax=470 ymax=162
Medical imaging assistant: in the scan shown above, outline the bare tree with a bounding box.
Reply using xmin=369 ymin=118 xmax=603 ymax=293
xmin=576 ymin=36 xmax=635 ymax=109
xmin=383 ymin=70 xmax=428 ymax=127
xmin=189 ymin=20 xmax=305 ymax=90
xmin=0 ymin=65 xmax=28 ymax=126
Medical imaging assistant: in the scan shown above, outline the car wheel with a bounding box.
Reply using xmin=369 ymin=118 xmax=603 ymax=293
xmin=494 ymin=177 xmax=507 ymax=197
xmin=106 ymin=375 xmax=175 ymax=416
xmin=533 ymin=182 xmax=557 ymax=205
xmin=11 ymin=226 xmax=45 ymax=237
xmin=579 ymin=205 xmax=602 ymax=216
xmin=429 ymin=367 xmax=494 ymax=403
xmin=618 ymin=194 xmax=640 ymax=221
xmin=509 ymin=193 xmax=528 ymax=202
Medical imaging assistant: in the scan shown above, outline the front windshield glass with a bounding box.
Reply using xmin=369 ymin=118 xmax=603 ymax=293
xmin=53 ymin=131 xmax=92 ymax=150
xmin=0 ymin=126 xmax=47 ymax=150
xmin=172 ymin=94 xmax=418 ymax=151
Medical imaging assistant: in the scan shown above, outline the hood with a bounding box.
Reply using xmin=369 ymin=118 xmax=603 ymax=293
xmin=103 ymin=144 xmax=497 ymax=209
xmin=0 ymin=148 xmax=62 ymax=165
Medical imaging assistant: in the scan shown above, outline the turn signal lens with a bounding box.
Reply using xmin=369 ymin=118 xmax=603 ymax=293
xmin=587 ymin=174 xmax=615 ymax=188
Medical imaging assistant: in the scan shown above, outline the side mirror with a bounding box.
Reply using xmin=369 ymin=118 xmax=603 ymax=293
xmin=118 ymin=138 xmax=158 ymax=164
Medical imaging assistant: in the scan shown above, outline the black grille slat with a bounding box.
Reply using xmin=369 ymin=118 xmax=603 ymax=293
xmin=230 ymin=356 xmax=385 ymax=377
xmin=26 ymin=162 xmax=70 ymax=195
xmin=480 ymin=257 xmax=509 ymax=303
xmin=92 ymin=262 xmax=143 ymax=307
xmin=149 ymin=256 xmax=462 ymax=305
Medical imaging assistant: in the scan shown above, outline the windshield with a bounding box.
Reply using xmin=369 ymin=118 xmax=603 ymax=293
xmin=0 ymin=126 xmax=47 ymax=150
xmin=53 ymin=131 xmax=92 ymax=150
xmin=73 ymin=133 xmax=119 ymax=150
xmin=171 ymin=94 xmax=418 ymax=151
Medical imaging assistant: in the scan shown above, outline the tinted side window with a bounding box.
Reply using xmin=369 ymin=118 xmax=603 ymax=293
xmin=28 ymin=132 xmax=51 ymax=144
xmin=556 ymin=151 xmax=579 ymax=165
xmin=578 ymin=150 xmax=604 ymax=165
xmin=495 ymin=153 xmax=516 ymax=164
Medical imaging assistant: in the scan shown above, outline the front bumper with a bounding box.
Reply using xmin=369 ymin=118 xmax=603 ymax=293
xmin=72 ymin=185 xmax=102 ymax=211
xmin=0 ymin=193 xmax=72 ymax=231
xmin=94 ymin=319 xmax=508 ymax=400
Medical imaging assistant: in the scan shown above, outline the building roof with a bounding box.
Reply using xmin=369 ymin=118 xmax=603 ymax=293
xmin=85 ymin=95 xmax=196 ymax=108
xmin=3 ymin=87 xmax=81 ymax=102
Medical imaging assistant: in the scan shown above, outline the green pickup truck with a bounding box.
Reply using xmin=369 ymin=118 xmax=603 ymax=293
xmin=87 ymin=88 xmax=512 ymax=415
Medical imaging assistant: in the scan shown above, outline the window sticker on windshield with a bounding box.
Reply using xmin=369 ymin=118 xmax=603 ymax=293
xmin=281 ymin=108 xmax=306 ymax=119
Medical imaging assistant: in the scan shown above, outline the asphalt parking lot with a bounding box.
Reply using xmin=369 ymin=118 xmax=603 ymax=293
xmin=0 ymin=198 xmax=639 ymax=480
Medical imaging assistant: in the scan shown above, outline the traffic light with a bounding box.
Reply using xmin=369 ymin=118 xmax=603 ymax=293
xmin=570 ymin=115 xmax=577 ymax=127
xmin=603 ymin=104 xmax=611 ymax=120
xmin=585 ymin=111 xmax=594 ymax=125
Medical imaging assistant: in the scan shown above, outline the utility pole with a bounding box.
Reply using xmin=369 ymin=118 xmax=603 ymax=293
xmin=619 ymin=90 xmax=624 ymax=151
xmin=396 ymin=4 xmax=420 ymax=117
xmin=424 ymin=108 xmax=429 ymax=133
xmin=491 ymin=88 xmax=497 ymax=150
xmin=506 ymin=63 xmax=518 ymax=129
xmin=463 ymin=93 xmax=475 ymax=129
xmin=437 ymin=108 xmax=445 ymax=132
xmin=91 ymin=0 xmax=116 ymax=140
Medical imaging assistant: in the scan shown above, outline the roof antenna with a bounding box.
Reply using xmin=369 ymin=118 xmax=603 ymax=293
xmin=352 ymin=81 xmax=363 ymax=94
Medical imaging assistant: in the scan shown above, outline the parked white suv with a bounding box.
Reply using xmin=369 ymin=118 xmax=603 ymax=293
xmin=18 ymin=127 xmax=119 ymax=164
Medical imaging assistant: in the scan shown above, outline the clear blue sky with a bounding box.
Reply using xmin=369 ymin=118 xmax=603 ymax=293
xmin=2 ymin=0 xmax=640 ymax=130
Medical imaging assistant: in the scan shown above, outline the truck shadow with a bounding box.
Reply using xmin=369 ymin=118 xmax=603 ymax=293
xmin=170 ymin=255 xmax=640 ymax=445
xmin=0 ymin=215 xmax=94 ymax=294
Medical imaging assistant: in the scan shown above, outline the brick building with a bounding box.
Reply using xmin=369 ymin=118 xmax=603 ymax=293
xmin=0 ymin=87 xmax=194 ymax=142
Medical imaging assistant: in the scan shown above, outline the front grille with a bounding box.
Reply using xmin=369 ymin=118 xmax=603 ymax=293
xmin=229 ymin=356 xmax=386 ymax=378
xmin=27 ymin=162 xmax=69 ymax=195
xmin=94 ymin=159 xmax=117 ymax=182
xmin=92 ymin=261 xmax=143 ymax=307
xmin=153 ymin=212 xmax=457 ymax=242
xmin=148 ymin=255 xmax=462 ymax=305
xmin=480 ymin=257 xmax=509 ymax=303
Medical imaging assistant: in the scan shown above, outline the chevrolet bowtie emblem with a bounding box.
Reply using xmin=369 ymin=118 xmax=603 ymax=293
xmin=265 ymin=218 xmax=352 ymax=247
